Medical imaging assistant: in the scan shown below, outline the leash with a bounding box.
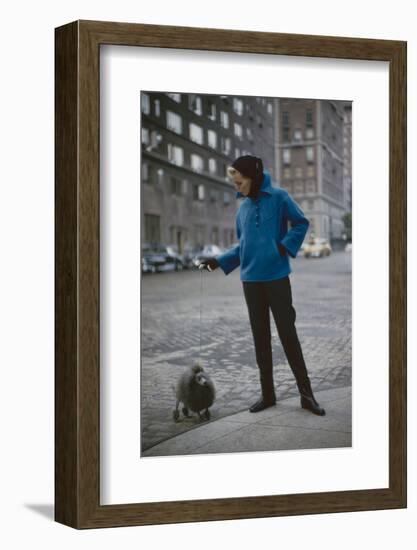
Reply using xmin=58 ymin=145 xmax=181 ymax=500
xmin=197 ymin=261 xmax=212 ymax=364
xmin=199 ymin=265 xmax=203 ymax=363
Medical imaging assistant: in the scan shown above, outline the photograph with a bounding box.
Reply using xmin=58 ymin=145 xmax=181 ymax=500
xmin=140 ymin=91 xmax=353 ymax=457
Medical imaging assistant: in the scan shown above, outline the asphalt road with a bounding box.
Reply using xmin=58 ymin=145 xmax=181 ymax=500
xmin=140 ymin=251 xmax=352 ymax=452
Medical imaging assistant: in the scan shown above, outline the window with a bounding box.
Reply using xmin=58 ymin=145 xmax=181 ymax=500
xmin=221 ymin=136 xmax=231 ymax=155
xmin=223 ymin=192 xmax=231 ymax=205
xmin=233 ymin=97 xmax=244 ymax=115
xmin=220 ymin=111 xmax=229 ymax=128
xmin=306 ymin=146 xmax=315 ymax=164
xmin=188 ymin=94 xmax=202 ymax=115
xmin=207 ymin=100 xmax=216 ymax=121
xmin=210 ymin=189 xmax=219 ymax=203
xmin=267 ymin=102 xmax=273 ymax=115
xmin=235 ymin=147 xmax=241 ymax=159
xmin=167 ymin=93 xmax=181 ymax=103
xmin=208 ymin=158 xmax=217 ymax=174
xmin=283 ymin=167 xmax=291 ymax=178
xmin=234 ymin=123 xmax=243 ymax=138
xmin=295 ymin=181 xmax=304 ymax=193
xmin=191 ymin=153 xmax=204 ymax=172
xmin=211 ymin=226 xmax=219 ymax=244
xmin=282 ymin=111 xmax=290 ymax=141
xmin=167 ymin=143 xmax=184 ymax=166
xmin=246 ymin=127 xmax=253 ymax=141
xmin=141 ymin=93 xmax=150 ymax=114
xmin=306 ymin=108 xmax=313 ymax=128
xmin=193 ymin=184 xmax=205 ymax=201
xmin=170 ymin=176 xmax=183 ymax=195
xmin=166 ymin=110 xmax=182 ymax=134
xmin=150 ymin=130 xmax=161 ymax=149
xmin=189 ymin=123 xmax=204 ymax=144
xmin=154 ymin=99 xmax=161 ymax=117
xmin=306 ymin=128 xmax=314 ymax=139
xmin=207 ymin=129 xmax=217 ymax=149
xmin=295 ymin=167 xmax=303 ymax=178
xmin=144 ymin=214 xmax=161 ymax=243
xmin=141 ymin=127 xmax=150 ymax=145
xmin=306 ymin=181 xmax=316 ymax=193
xmin=294 ymin=129 xmax=302 ymax=141
xmin=282 ymin=148 xmax=291 ymax=165
xmin=142 ymin=162 xmax=149 ymax=182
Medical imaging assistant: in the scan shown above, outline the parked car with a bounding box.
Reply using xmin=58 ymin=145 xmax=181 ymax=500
xmin=192 ymin=244 xmax=224 ymax=268
xmin=166 ymin=244 xmax=187 ymax=267
xmin=182 ymin=244 xmax=204 ymax=269
xmin=141 ymin=243 xmax=185 ymax=273
xmin=297 ymin=243 xmax=307 ymax=257
xmin=303 ymin=238 xmax=332 ymax=258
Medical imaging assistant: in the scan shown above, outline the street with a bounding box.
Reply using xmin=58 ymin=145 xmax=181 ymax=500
xmin=140 ymin=251 xmax=351 ymax=452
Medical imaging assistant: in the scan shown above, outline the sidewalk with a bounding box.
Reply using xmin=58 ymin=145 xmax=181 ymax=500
xmin=142 ymin=385 xmax=351 ymax=457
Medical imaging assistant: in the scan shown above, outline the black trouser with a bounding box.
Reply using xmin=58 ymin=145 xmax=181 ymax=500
xmin=242 ymin=276 xmax=313 ymax=402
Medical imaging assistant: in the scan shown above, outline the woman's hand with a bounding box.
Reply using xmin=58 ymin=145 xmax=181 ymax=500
xmin=278 ymin=243 xmax=288 ymax=257
xmin=198 ymin=258 xmax=220 ymax=272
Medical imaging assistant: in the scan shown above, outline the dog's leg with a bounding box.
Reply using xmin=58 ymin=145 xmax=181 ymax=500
xmin=204 ymin=408 xmax=210 ymax=420
xmin=173 ymin=400 xmax=180 ymax=422
xmin=182 ymin=406 xmax=191 ymax=418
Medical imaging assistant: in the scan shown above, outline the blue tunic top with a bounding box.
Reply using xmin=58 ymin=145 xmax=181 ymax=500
xmin=216 ymin=170 xmax=309 ymax=282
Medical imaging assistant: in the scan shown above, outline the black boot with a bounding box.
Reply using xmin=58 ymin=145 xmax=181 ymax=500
xmin=249 ymin=366 xmax=276 ymax=413
xmin=298 ymin=377 xmax=325 ymax=416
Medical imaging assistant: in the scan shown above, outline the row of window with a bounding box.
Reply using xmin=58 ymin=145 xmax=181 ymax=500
xmin=144 ymin=215 xmax=236 ymax=248
xmin=281 ymin=109 xmax=314 ymax=142
xmin=283 ymin=180 xmax=317 ymax=195
xmin=164 ymin=93 xmax=274 ymax=118
xmin=142 ymin=124 xmax=232 ymax=156
xmin=282 ymin=127 xmax=315 ymax=142
xmin=142 ymin=163 xmax=234 ymax=205
xmin=166 ymin=111 xmax=255 ymax=146
xmin=166 ymin=143 xmax=229 ymax=175
xmin=142 ymin=128 xmax=254 ymax=176
xmin=282 ymin=166 xmax=316 ymax=179
xmin=145 ymin=108 xmax=257 ymax=147
xmin=142 ymin=92 xmax=273 ymax=125
xmin=282 ymin=146 xmax=315 ymax=165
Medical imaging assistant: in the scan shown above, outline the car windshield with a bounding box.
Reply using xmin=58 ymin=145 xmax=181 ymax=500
xmin=144 ymin=246 xmax=166 ymax=254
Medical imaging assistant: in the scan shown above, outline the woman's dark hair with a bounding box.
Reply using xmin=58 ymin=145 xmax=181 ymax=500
xmin=231 ymin=155 xmax=264 ymax=198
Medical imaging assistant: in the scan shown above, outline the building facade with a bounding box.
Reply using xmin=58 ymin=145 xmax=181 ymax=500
xmin=342 ymin=101 xmax=352 ymax=216
xmin=274 ymin=98 xmax=352 ymax=246
xmin=141 ymin=91 xmax=276 ymax=252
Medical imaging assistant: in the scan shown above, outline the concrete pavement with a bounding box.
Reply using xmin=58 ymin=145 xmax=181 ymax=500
xmin=141 ymin=251 xmax=352 ymax=451
xmin=142 ymin=385 xmax=351 ymax=457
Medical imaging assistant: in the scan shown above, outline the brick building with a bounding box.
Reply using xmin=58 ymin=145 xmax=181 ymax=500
xmin=274 ymin=98 xmax=351 ymax=246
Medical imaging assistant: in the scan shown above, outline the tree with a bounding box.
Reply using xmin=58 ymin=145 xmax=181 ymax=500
xmin=342 ymin=212 xmax=352 ymax=243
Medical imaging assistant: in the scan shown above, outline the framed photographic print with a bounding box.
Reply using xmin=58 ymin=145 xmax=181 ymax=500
xmin=55 ymin=20 xmax=406 ymax=528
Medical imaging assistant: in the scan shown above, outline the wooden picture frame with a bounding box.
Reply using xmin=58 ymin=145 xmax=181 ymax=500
xmin=55 ymin=20 xmax=406 ymax=529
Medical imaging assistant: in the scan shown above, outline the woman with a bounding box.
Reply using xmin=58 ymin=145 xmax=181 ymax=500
xmin=200 ymin=155 xmax=325 ymax=415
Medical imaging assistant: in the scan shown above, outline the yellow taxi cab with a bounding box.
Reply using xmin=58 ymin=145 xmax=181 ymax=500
xmin=303 ymin=237 xmax=332 ymax=258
